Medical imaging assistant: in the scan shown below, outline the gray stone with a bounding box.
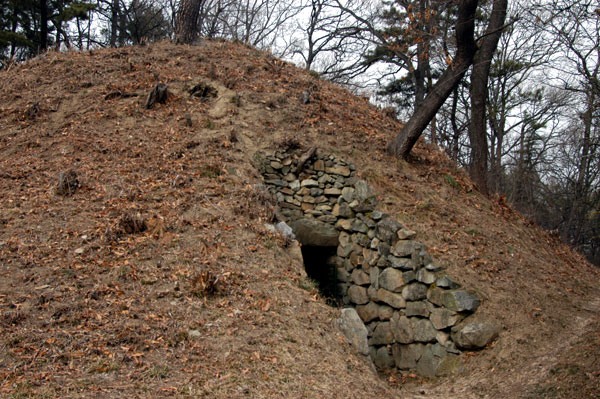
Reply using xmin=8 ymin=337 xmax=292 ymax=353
xmin=375 ymin=217 xmax=403 ymax=243
xmin=341 ymin=187 xmax=355 ymax=202
xmin=379 ymin=268 xmax=406 ymax=292
xmin=451 ymin=321 xmax=499 ymax=349
xmin=378 ymin=242 xmax=391 ymax=257
xmin=369 ymin=267 xmax=380 ymax=289
xmin=425 ymin=262 xmax=444 ymax=272
xmin=275 ymin=221 xmax=296 ymax=240
xmin=403 ymin=270 xmax=417 ymax=283
xmin=402 ymin=283 xmax=428 ymax=301
xmin=427 ymin=287 xmax=444 ymax=306
xmin=324 ymin=187 xmax=342 ymax=196
xmin=370 ymin=211 xmax=385 ymax=220
xmin=436 ymin=275 xmax=460 ymax=289
xmin=388 ymin=256 xmax=416 ymax=270
xmin=300 ymin=179 xmax=319 ymax=187
xmin=335 ymin=219 xmax=352 ymax=231
xmin=338 ymin=308 xmax=370 ymax=355
xmin=339 ymin=231 xmax=351 ymax=246
xmin=391 ymin=315 xmax=414 ymax=344
xmin=412 ymin=319 xmax=437 ymax=342
xmin=370 ymin=322 xmax=394 ymax=345
xmin=397 ymin=228 xmax=416 ymax=240
xmin=326 ymin=166 xmax=352 ymax=177
xmin=354 ymin=180 xmax=370 ymax=202
xmin=290 ymin=180 xmax=301 ymax=191
xmin=416 ymin=269 xmax=436 ymax=285
xmin=317 ymin=215 xmax=337 ymax=223
xmin=356 ymin=302 xmax=379 ymax=323
xmin=289 ymin=218 xmax=338 ymax=247
xmin=332 ymin=203 xmax=354 ymax=218
xmin=441 ymin=290 xmax=480 ymax=312
xmin=370 ymin=237 xmax=380 ymax=249
xmin=405 ymin=301 xmax=430 ymax=317
xmin=377 ymin=289 xmax=406 ymax=309
xmin=351 ymin=269 xmax=370 ymax=286
xmin=391 ymin=240 xmax=423 ymax=257
xmin=374 ymin=346 xmax=395 ymax=369
xmin=416 ymin=344 xmax=450 ymax=377
xmin=378 ymin=305 xmax=394 ymax=320
xmin=348 ymin=285 xmax=369 ymax=305
xmin=430 ymin=308 xmax=460 ymax=330
xmin=337 ymin=243 xmax=352 ymax=257
xmin=363 ymin=248 xmax=379 ymax=266
xmin=350 ymin=219 xmax=368 ymax=233
xmin=392 ymin=343 xmax=424 ymax=369
xmin=310 ymin=187 xmax=324 ymax=196
xmin=367 ymin=286 xmax=378 ymax=301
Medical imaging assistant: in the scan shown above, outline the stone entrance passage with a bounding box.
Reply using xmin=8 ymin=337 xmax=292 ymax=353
xmin=256 ymin=147 xmax=499 ymax=377
xmin=299 ymin=245 xmax=340 ymax=302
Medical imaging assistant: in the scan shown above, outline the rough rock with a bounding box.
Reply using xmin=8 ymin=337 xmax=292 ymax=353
xmin=392 ymin=344 xmax=424 ymax=369
xmin=405 ymin=301 xmax=430 ymax=318
xmin=356 ymin=302 xmax=379 ymax=323
xmin=402 ymin=283 xmax=428 ymax=301
xmin=412 ymin=319 xmax=437 ymax=342
xmin=338 ymin=308 xmax=370 ymax=355
xmin=348 ymin=285 xmax=369 ymax=305
xmin=351 ymin=269 xmax=370 ymax=286
xmin=289 ymin=218 xmax=338 ymax=247
xmin=375 ymin=217 xmax=403 ymax=243
xmin=373 ymin=346 xmax=395 ymax=369
xmin=391 ymin=315 xmax=414 ymax=344
xmin=370 ymin=322 xmax=394 ymax=345
xmin=451 ymin=321 xmax=499 ymax=349
xmin=391 ymin=240 xmax=423 ymax=257
xmin=441 ymin=290 xmax=481 ymax=312
xmin=430 ymin=308 xmax=460 ymax=330
xmin=378 ymin=268 xmax=405 ymax=292
xmin=377 ymin=288 xmax=406 ymax=309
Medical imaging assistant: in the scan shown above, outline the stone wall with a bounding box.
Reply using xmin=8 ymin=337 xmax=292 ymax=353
xmin=255 ymin=148 xmax=497 ymax=377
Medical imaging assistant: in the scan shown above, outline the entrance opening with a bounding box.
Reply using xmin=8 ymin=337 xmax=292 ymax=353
xmin=300 ymin=245 xmax=341 ymax=305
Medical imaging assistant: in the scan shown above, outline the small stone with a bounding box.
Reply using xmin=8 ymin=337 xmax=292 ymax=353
xmin=314 ymin=159 xmax=325 ymax=171
xmin=430 ymin=308 xmax=460 ymax=330
xmin=363 ymin=248 xmax=379 ymax=266
xmin=402 ymin=283 xmax=428 ymax=301
xmin=188 ymin=329 xmax=202 ymax=338
xmin=388 ymin=256 xmax=416 ymax=270
xmin=391 ymin=240 xmax=423 ymax=257
xmin=350 ymin=219 xmax=368 ymax=233
xmin=338 ymin=308 xmax=370 ymax=355
xmin=391 ymin=315 xmax=414 ymax=344
xmin=370 ymin=322 xmax=394 ymax=345
xmin=74 ymin=247 xmax=85 ymax=255
xmin=337 ymin=243 xmax=352 ymax=257
xmin=324 ymin=187 xmax=342 ymax=196
xmin=436 ymin=275 xmax=460 ymax=289
xmin=370 ymin=211 xmax=385 ymax=220
xmin=370 ymin=267 xmax=380 ymax=289
xmin=301 ymin=179 xmax=319 ymax=187
xmin=397 ymin=228 xmax=416 ymax=240
xmin=374 ymin=346 xmax=395 ymax=369
xmin=270 ymin=161 xmax=283 ymax=169
xmin=405 ymin=301 xmax=430 ymax=317
xmin=332 ymin=203 xmax=354 ymax=218
xmin=451 ymin=321 xmax=500 ymax=349
xmin=348 ymin=285 xmax=369 ymax=305
xmin=375 ymin=217 xmax=403 ymax=244
xmin=441 ymin=290 xmax=480 ymax=312
xmin=352 ymin=269 xmax=370 ymax=286
xmin=356 ymin=302 xmax=380 ymax=323
xmin=317 ymin=215 xmax=337 ymax=223
xmin=370 ymin=237 xmax=380 ymax=249
xmin=412 ymin=319 xmax=437 ymax=342
xmin=341 ymin=187 xmax=355 ymax=202
xmin=335 ymin=219 xmax=352 ymax=231
xmin=425 ymin=262 xmax=444 ymax=272
xmin=416 ymin=269 xmax=436 ymax=285
xmin=336 ymin=267 xmax=350 ymax=282
xmin=377 ymin=288 xmax=406 ymax=309
xmin=379 ymin=268 xmax=406 ymax=292
xmin=392 ymin=343 xmax=424 ymax=369
xmin=325 ymin=166 xmax=352 ymax=177
xmin=427 ymin=287 xmax=444 ymax=306
xmin=403 ymin=270 xmax=417 ymax=283
xmin=378 ymin=305 xmax=394 ymax=320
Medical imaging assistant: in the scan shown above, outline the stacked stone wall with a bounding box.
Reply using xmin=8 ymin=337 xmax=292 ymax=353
xmin=256 ymin=148 xmax=495 ymax=377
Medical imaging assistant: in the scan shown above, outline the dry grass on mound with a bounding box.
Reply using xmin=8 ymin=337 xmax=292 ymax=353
xmin=0 ymin=40 xmax=598 ymax=398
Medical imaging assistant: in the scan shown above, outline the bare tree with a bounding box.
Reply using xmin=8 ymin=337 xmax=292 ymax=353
xmin=175 ymin=0 xmax=203 ymax=44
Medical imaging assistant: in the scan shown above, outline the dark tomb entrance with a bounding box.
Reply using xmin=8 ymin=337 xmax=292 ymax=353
xmin=288 ymin=218 xmax=342 ymax=304
xmin=300 ymin=245 xmax=341 ymax=303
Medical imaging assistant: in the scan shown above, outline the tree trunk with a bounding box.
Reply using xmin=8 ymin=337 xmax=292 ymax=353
xmin=386 ymin=0 xmax=479 ymax=158
xmin=110 ymin=0 xmax=119 ymax=47
xmin=40 ymin=0 xmax=48 ymax=52
xmin=175 ymin=0 xmax=203 ymax=44
xmin=468 ymin=0 xmax=508 ymax=196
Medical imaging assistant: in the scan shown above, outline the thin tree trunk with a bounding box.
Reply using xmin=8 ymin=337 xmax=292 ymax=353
xmin=468 ymin=0 xmax=508 ymax=196
xmin=110 ymin=0 xmax=119 ymax=47
xmin=40 ymin=0 xmax=49 ymax=52
xmin=387 ymin=0 xmax=479 ymax=158
xmin=175 ymin=0 xmax=203 ymax=44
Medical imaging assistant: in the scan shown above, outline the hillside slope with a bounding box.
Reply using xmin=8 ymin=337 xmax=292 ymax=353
xmin=0 ymin=40 xmax=598 ymax=398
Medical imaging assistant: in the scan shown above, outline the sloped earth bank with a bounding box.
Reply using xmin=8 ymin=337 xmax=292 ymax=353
xmin=0 ymin=41 xmax=598 ymax=398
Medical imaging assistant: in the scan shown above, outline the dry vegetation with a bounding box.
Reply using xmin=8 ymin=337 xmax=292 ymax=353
xmin=0 ymin=40 xmax=598 ymax=398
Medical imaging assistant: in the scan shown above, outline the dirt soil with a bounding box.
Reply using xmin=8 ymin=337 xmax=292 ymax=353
xmin=0 ymin=40 xmax=598 ymax=398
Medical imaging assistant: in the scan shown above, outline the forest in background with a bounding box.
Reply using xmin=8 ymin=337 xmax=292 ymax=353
xmin=1 ymin=0 xmax=598 ymax=265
